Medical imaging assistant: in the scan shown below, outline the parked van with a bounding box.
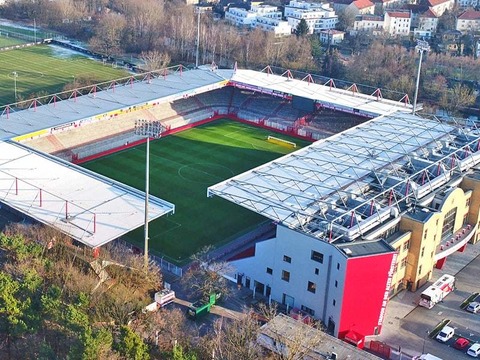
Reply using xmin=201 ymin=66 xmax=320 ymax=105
xmin=414 ymin=354 xmax=443 ymax=360
xmin=436 ymin=325 xmax=455 ymax=342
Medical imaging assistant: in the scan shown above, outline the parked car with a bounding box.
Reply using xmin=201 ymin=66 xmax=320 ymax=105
xmin=467 ymin=343 xmax=480 ymax=357
xmin=454 ymin=337 xmax=470 ymax=350
xmin=436 ymin=325 xmax=455 ymax=342
xmin=467 ymin=302 xmax=480 ymax=314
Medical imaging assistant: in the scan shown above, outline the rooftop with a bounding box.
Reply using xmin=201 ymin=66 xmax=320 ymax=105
xmin=0 ymin=141 xmax=174 ymax=248
xmin=208 ymin=112 xmax=480 ymax=244
xmin=458 ymin=10 xmax=480 ymax=20
xmin=258 ymin=314 xmax=382 ymax=359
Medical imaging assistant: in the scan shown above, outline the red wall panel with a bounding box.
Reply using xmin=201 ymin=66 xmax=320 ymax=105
xmin=338 ymin=252 xmax=397 ymax=343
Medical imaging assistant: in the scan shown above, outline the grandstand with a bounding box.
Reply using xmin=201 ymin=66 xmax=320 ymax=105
xmin=0 ymin=64 xmax=414 ymax=258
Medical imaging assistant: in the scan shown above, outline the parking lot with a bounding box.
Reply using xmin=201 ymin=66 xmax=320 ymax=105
xmin=378 ymin=242 xmax=480 ymax=360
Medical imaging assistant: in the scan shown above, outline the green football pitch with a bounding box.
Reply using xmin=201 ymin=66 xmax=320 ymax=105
xmin=0 ymin=45 xmax=129 ymax=106
xmin=82 ymin=119 xmax=311 ymax=264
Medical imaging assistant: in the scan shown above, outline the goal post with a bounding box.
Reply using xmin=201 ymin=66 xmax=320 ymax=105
xmin=267 ymin=135 xmax=297 ymax=148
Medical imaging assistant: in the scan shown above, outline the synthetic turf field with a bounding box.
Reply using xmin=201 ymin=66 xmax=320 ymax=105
xmin=0 ymin=34 xmax=26 ymax=47
xmin=0 ymin=45 xmax=129 ymax=105
xmin=82 ymin=119 xmax=311 ymax=264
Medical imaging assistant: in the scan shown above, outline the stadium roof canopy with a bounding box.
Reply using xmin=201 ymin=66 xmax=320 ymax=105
xmin=0 ymin=66 xmax=412 ymax=141
xmin=208 ymin=112 xmax=480 ymax=243
xmin=228 ymin=69 xmax=413 ymax=117
xmin=0 ymin=141 xmax=174 ymax=248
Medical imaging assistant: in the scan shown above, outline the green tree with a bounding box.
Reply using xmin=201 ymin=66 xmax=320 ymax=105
xmin=0 ymin=273 xmax=31 ymax=359
xmin=116 ymin=325 xmax=149 ymax=360
xmin=172 ymin=344 xmax=197 ymax=360
xmin=295 ymin=19 xmax=309 ymax=37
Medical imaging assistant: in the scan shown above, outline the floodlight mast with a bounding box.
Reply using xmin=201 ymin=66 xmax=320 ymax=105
xmin=134 ymin=119 xmax=164 ymax=272
xmin=412 ymin=40 xmax=430 ymax=115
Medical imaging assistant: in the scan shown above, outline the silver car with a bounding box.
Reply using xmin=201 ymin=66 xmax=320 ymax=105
xmin=467 ymin=301 xmax=480 ymax=314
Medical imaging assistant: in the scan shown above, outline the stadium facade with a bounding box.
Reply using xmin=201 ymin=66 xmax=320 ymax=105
xmin=1 ymin=64 xmax=479 ymax=346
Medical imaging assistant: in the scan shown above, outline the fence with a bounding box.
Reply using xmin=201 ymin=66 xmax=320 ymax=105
xmin=116 ymin=239 xmax=183 ymax=277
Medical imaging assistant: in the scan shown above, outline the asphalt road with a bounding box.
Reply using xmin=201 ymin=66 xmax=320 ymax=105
xmin=378 ymin=241 xmax=480 ymax=360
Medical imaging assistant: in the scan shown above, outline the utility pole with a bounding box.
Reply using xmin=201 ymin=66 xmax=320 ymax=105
xmin=134 ymin=120 xmax=165 ymax=272
xmin=412 ymin=40 xmax=430 ymax=114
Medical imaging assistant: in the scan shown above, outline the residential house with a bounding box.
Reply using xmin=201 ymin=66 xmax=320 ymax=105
xmin=414 ymin=8 xmax=439 ymax=38
xmin=332 ymin=0 xmax=375 ymax=18
xmin=426 ymin=0 xmax=455 ymax=17
xmin=353 ymin=14 xmax=385 ymax=34
xmin=456 ymin=10 xmax=480 ymax=33
xmin=438 ymin=29 xmax=464 ymax=54
xmin=319 ymin=29 xmax=346 ymax=44
xmin=457 ymin=0 xmax=480 ymax=10
xmin=384 ymin=11 xmax=412 ymax=36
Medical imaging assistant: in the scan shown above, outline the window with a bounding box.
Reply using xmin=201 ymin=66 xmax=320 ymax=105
xmin=421 ymin=247 xmax=425 ymax=257
xmin=336 ymin=263 xmax=340 ymax=270
xmin=418 ymin=265 xmax=422 ymax=275
xmin=393 ymin=264 xmax=398 ymax=274
xmin=400 ymin=257 xmax=407 ymax=269
xmin=423 ymin=229 xmax=428 ymax=239
xmin=333 ymin=299 xmax=336 ymax=306
xmin=335 ymin=280 xmax=338 ymax=288
xmin=266 ymin=267 xmax=273 ymax=275
xmin=466 ymin=198 xmax=471 ymax=207
xmin=283 ymin=255 xmax=292 ymax=263
xmin=403 ymin=241 xmax=410 ymax=251
xmin=301 ymin=305 xmax=315 ymax=316
xmin=315 ymin=268 xmax=319 ymax=275
xmin=463 ymin=214 xmax=468 ymax=225
xmin=282 ymin=270 xmax=290 ymax=282
xmin=307 ymin=281 xmax=316 ymax=293
xmin=442 ymin=208 xmax=457 ymax=239
xmin=311 ymin=250 xmax=324 ymax=263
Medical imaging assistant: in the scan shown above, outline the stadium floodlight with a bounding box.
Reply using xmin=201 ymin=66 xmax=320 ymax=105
xmin=412 ymin=39 xmax=430 ymax=115
xmin=134 ymin=119 xmax=165 ymax=271
xmin=195 ymin=6 xmax=205 ymax=69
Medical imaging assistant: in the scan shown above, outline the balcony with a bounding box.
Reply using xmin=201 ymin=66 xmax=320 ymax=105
xmin=434 ymin=224 xmax=476 ymax=269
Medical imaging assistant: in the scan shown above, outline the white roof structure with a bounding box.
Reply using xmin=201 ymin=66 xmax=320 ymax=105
xmin=0 ymin=67 xmax=233 ymax=141
xmin=229 ymin=68 xmax=413 ymax=117
xmin=209 ymin=112 xmax=480 ymax=243
xmin=0 ymin=141 xmax=174 ymax=248
xmin=0 ymin=63 xmax=452 ymax=248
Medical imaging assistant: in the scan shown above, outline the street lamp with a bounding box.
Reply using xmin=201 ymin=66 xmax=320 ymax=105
xmin=412 ymin=40 xmax=430 ymax=114
xmin=134 ymin=119 xmax=165 ymax=271
xmin=12 ymin=71 xmax=18 ymax=102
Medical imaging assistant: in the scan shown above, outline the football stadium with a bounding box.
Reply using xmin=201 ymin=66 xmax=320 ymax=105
xmin=4 ymin=52 xmax=480 ymax=343
xmin=0 ymin=63 xmax=388 ymax=266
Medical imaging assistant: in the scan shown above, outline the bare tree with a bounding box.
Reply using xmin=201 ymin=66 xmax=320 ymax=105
xmin=140 ymin=50 xmax=171 ymax=71
xmin=182 ymin=245 xmax=233 ymax=301
xmin=89 ymin=12 xmax=127 ymax=57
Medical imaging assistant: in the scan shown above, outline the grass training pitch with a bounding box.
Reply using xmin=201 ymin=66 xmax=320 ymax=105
xmin=83 ymin=119 xmax=311 ymax=264
xmin=0 ymin=44 xmax=129 ymax=106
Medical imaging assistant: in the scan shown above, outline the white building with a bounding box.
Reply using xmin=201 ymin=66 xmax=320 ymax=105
xmin=254 ymin=17 xmax=293 ymax=37
xmin=285 ymin=1 xmax=338 ymax=34
xmin=457 ymin=0 xmax=480 ymax=9
xmin=384 ymin=11 xmax=411 ymax=36
xmin=456 ymin=10 xmax=480 ymax=33
xmin=427 ymin=0 xmax=455 ymax=17
xmin=414 ymin=8 xmax=438 ymax=38
xmin=225 ymin=5 xmax=281 ymax=27
xmin=319 ymin=29 xmax=345 ymax=44
xmin=353 ymin=14 xmax=384 ymax=33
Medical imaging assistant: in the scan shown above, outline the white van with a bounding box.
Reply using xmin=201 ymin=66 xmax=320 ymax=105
xmin=414 ymin=354 xmax=443 ymax=360
xmin=435 ymin=325 xmax=455 ymax=342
